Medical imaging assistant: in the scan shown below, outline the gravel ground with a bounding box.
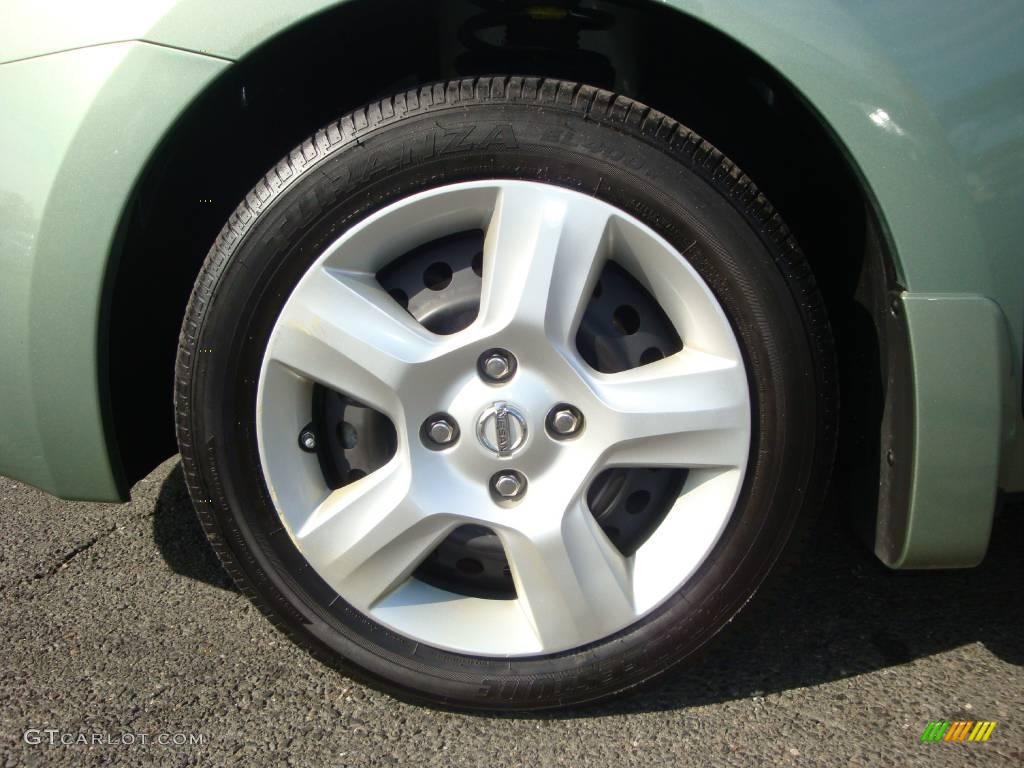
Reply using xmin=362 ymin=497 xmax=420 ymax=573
xmin=1 ymin=458 xmax=1021 ymax=767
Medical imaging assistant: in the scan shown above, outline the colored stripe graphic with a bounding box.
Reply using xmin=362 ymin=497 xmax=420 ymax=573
xmin=922 ymin=721 xmax=996 ymax=742
xmin=921 ymin=722 xmax=949 ymax=741
xmin=945 ymin=721 xmax=971 ymax=741
xmin=971 ymin=722 xmax=997 ymax=742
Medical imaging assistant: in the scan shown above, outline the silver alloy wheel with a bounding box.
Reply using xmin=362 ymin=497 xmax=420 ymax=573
xmin=256 ymin=180 xmax=751 ymax=656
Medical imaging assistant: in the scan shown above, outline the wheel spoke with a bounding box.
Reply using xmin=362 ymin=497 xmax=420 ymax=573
xmin=294 ymin=461 xmax=455 ymax=610
xmin=631 ymin=469 xmax=741 ymax=614
xmin=265 ymin=266 xmax=438 ymax=413
xmin=592 ymin=349 xmax=750 ymax=469
xmin=477 ymin=184 xmax=610 ymax=344
xmin=498 ymin=500 xmax=635 ymax=650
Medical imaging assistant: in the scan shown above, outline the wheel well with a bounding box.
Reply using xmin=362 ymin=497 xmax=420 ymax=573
xmin=110 ymin=0 xmax=892 ymax=519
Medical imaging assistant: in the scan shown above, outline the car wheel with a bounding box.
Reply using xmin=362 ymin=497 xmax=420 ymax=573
xmin=174 ymin=77 xmax=836 ymax=710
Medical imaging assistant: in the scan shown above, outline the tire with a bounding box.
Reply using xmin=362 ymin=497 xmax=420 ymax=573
xmin=174 ymin=77 xmax=836 ymax=711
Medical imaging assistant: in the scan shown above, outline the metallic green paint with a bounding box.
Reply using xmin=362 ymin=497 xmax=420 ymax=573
xmin=0 ymin=0 xmax=1021 ymax=565
xmin=0 ymin=0 xmax=332 ymax=65
xmin=882 ymin=294 xmax=1012 ymax=567
xmin=0 ymin=43 xmax=229 ymax=500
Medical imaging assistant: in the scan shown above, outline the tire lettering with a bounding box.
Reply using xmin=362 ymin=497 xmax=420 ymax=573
xmin=439 ymin=125 xmax=477 ymax=154
xmin=477 ymin=123 xmax=518 ymax=149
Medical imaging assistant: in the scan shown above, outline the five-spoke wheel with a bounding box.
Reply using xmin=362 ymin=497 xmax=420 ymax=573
xmin=257 ymin=181 xmax=750 ymax=654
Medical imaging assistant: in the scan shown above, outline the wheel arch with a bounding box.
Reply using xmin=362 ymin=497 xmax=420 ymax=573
xmin=104 ymin=0 xmax=974 ymax=564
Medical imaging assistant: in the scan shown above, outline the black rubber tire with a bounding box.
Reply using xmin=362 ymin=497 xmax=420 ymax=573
xmin=174 ymin=77 xmax=836 ymax=711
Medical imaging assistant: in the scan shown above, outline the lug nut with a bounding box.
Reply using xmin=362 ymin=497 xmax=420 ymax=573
xmin=422 ymin=414 xmax=459 ymax=449
xmin=483 ymin=355 xmax=510 ymax=380
xmin=479 ymin=349 xmax=517 ymax=383
xmin=493 ymin=472 xmax=524 ymax=499
xmin=428 ymin=419 xmax=456 ymax=445
xmin=551 ymin=409 xmax=580 ymax=435
xmin=547 ymin=404 xmax=584 ymax=438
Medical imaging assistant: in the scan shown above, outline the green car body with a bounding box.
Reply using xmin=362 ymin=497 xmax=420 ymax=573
xmin=1 ymin=0 xmax=1021 ymax=569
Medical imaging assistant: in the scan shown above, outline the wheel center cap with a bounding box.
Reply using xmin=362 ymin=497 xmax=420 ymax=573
xmin=476 ymin=401 xmax=528 ymax=456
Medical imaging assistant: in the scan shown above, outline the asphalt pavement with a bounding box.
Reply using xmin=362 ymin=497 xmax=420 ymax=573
xmin=1 ymin=458 xmax=1021 ymax=767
